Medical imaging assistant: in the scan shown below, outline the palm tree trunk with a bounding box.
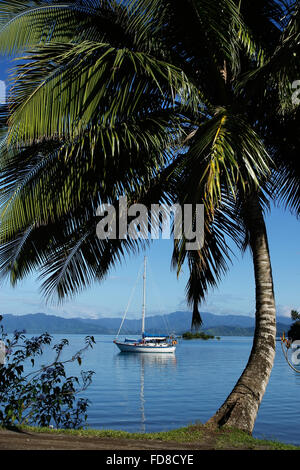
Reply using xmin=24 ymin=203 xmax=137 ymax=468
xmin=206 ymin=193 xmax=276 ymax=434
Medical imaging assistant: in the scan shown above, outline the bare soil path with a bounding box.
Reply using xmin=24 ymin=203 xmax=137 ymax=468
xmin=0 ymin=428 xmax=272 ymax=450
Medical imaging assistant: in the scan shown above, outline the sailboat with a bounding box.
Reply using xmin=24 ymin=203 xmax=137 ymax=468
xmin=113 ymin=257 xmax=177 ymax=353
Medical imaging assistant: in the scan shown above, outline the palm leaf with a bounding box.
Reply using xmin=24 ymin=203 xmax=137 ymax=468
xmin=6 ymin=40 xmax=199 ymax=146
xmin=0 ymin=1 xmax=101 ymax=55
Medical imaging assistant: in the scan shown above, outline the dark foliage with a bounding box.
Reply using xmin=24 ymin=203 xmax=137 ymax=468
xmin=288 ymin=321 xmax=300 ymax=342
xmin=0 ymin=315 xmax=95 ymax=429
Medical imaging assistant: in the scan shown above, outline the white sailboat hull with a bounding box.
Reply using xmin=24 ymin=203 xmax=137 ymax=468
xmin=114 ymin=340 xmax=176 ymax=353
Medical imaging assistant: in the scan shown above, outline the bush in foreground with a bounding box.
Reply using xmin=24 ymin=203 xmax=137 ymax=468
xmin=0 ymin=315 xmax=95 ymax=429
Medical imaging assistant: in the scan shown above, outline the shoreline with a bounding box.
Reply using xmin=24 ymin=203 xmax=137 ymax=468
xmin=0 ymin=424 xmax=298 ymax=450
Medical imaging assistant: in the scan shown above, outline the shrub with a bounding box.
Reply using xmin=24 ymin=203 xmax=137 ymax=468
xmin=0 ymin=315 xmax=95 ymax=429
xmin=288 ymin=321 xmax=300 ymax=342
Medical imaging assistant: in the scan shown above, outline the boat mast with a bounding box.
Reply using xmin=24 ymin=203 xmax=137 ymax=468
xmin=141 ymin=256 xmax=146 ymax=336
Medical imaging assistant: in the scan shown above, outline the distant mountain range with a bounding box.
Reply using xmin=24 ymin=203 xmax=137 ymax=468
xmin=0 ymin=311 xmax=292 ymax=337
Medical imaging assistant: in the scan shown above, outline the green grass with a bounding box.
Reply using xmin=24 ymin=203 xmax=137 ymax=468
xmin=1 ymin=423 xmax=204 ymax=443
xmin=214 ymin=427 xmax=300 ymax=450
xmin=2 ymin=423 xmax=299 ymax=449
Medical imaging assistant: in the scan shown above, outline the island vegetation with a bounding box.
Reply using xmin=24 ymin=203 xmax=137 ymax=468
xmin=182 ymin=331 xmax=219 ymax=340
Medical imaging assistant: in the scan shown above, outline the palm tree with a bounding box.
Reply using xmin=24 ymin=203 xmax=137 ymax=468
xmin=0 ymin=0 xmax=299 ymax=434
xmin=170 ymin=1 xmax=300 ymax=432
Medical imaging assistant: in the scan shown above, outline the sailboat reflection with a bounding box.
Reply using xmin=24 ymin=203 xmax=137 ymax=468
xmin=114 ymin=352 xmax=177 ymax=432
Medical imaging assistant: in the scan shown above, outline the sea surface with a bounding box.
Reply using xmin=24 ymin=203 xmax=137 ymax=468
xmin=21 ymin=335 xmax=300 ymax=446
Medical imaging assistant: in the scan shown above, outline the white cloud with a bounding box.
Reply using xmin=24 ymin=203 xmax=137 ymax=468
xmin=0 ymin=290 xmax=107 ymax=319
xmin=177 ymin=292 xmax=254 ymax=317
xmin=276 ymin=304 xmax=300 ymax=318
xmin=0 ymin=80 xmax=6 ymax=104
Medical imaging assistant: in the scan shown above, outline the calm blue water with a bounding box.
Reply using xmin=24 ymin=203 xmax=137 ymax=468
xmin=27 ymin=335 xmax=300 ymax=446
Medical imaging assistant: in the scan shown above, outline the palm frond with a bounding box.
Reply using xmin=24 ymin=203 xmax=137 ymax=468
xmin=0 ymin=1 xmax=100 ymax=55
xmin=6 ymin=40 xmax=199 ymax=146
xmin=171 ymin=189 xmax=246 ymax=329
xmin=175 ymin=108 xmax=271 ymax=212
xmin=0 ymin=106 xmax=184 ymax=241
xmin=236 ymin=1 xmax=300 ymax=113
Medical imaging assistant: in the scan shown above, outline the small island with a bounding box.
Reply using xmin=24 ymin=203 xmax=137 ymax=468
xmin=181 ymin=331 xmax=220 ymax=340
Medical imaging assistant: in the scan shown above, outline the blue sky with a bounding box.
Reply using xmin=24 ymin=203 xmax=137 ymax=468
xmin=0 ymin=58 xmax=299 ymax=320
